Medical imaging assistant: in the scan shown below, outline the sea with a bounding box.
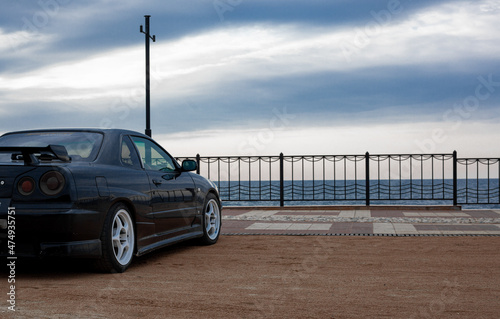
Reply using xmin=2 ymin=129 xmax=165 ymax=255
xmin=214 ymin=179 xmax=500 ymax=209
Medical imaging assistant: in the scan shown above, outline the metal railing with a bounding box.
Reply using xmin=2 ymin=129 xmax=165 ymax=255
xmin=177 ymin=151 xmax=500 ymax=207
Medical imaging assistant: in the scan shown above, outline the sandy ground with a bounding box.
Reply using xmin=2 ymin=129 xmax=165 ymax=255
xmin=1 ymin=235 xmax=499 ymax=318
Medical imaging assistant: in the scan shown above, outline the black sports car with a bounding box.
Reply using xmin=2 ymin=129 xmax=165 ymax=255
xmin=0 ymin=129 xmax=221 ymax=272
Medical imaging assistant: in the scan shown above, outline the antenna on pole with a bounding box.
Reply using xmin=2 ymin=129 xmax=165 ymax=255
xmin=140 ymin=15 xmax=156 ymax=137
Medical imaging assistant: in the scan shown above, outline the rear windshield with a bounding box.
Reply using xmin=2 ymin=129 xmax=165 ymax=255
xmin=0 ymin=131 xmax=103 ymax=162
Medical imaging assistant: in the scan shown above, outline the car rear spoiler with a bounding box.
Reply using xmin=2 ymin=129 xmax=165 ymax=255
xmin=0 ymin=144 xmax=71 ymax=165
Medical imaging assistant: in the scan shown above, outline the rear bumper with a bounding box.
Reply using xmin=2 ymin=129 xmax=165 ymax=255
xmin=0 ymin=205 xmax=104 ymax=258
xmin=39 ymin=240 xmax=102 ymax=258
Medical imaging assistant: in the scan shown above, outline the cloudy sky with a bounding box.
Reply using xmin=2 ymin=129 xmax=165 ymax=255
xmin=0 ymin=0 xmax=499 ymax=157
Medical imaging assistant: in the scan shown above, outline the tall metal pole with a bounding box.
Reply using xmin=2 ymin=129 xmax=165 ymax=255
xmin=140 ymin=15 xmax=155 ymax=137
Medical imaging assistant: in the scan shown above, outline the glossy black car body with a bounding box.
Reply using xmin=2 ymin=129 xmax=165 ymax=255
xmin=0 ymin=129 xmax=221 ymax=272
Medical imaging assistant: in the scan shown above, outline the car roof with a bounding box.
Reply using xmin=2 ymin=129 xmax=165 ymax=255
xmin=1 ymin=128 xmax=149 ymax=138
xmin=0 ymin=128 xmax=158 ymax=166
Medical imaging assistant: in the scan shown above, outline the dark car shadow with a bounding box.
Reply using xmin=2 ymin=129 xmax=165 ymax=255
xmin=130 ymin=239 xmax=201 ymax=268
xmin=2 ymin=256 xmax=96 ymax=274
xmin=0 ymin=239 xmax=201 ymax=276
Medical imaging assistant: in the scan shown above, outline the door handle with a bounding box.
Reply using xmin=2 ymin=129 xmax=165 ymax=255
xmin=152 ymin=179 xmax=162 ymax=186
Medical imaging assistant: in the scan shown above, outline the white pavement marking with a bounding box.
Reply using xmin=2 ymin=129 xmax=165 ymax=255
xmin=354 ymin=210 xmax=371 ymax=218
xmin=245 ymin=223 xmax=332 ymax=231
xmin=338 ymin=211 xmax=355 ymax=218
xmin=403 ymin=212 xmax=471 ymax=217
xmin=239 ymin=210 xmax=279 ymax=218
xmin=245 ymin=223 xmax=270 ymax=230
xmin=403 ymin=212 xmax=420 ymax=217
xmin=393 ymin=223 xmax=418 ymax=234
xmin=453 ymin=212 xmax=471 ymax=217
xmin=373 ymin=223 xmax=395 ymax=234
xmin=288 ymin=224 xmax=312 ymax=230
xmin=437 ymin=213 xmax=453 ymax=217
xmin=309 ymin=224 xmax=332 ymax=231
xmin=268 ymin=223 xmax=292 ymax=230
xmin=243 ymin=221 xmax=498 ymax=235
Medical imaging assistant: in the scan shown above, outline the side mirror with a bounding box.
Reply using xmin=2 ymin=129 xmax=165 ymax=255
xmin=181 ymin=159 xmax=197 ymax=172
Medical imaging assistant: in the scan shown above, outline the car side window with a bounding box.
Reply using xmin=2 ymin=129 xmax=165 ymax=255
xmin=130 ymin=136 xmax=177 ymax=172
xmin=121 ymin=137 xmax=142 ymax=169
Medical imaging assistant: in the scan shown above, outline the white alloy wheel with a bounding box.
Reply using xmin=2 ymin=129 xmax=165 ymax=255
xmin=112 ymin=208 xmax=134 ymax=266
xmin=203 ymin=196 xmax=221 ymax=243
xmin=95 ymin=203 xmax=136 ymax=273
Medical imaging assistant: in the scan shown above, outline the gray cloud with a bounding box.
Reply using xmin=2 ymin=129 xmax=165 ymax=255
xmin=0 ymin=0 xmax=499 ymax=155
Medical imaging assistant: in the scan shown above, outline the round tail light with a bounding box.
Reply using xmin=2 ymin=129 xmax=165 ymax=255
xmin=40 ymin=171 xmax=65 ymax=196
xmin=18 ymin=177 xmax=35 ymax=196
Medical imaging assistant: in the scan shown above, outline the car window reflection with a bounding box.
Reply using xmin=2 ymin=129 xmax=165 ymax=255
xmin=131 ymin=136 xmax=177 ymax=172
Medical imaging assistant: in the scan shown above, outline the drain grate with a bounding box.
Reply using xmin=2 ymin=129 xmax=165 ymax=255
xmin=221 ymin=232 xmax=500 ymax=237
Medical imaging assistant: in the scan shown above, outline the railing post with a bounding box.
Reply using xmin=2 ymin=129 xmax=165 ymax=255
xmin=196 ymin=153 xmax=200 ymax=175
xmin=280 ymin=152 xmax=284 ymax=207
xmin=365 ymin=152 xmax=370 ymax=206
xmin=453 ymin=150 xmax=457 ymax=206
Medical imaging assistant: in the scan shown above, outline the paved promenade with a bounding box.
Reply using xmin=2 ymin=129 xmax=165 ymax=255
xmin=222 ymin=206 xmax=500 ymax=236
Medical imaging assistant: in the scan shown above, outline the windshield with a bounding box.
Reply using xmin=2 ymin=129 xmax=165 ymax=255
xmin=0 ymin=131 xmax=103 ymax=162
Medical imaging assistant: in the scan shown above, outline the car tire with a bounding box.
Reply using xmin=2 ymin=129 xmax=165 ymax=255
xmin=95 ymin=203 xmax=135 ymax=273
xmin=199 ymin=193 xmax=221 ymax=245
